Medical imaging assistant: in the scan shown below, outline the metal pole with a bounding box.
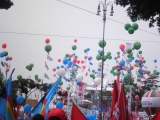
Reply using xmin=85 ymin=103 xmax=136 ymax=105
xmin=100 ymin=0 xmax=106 ymax=120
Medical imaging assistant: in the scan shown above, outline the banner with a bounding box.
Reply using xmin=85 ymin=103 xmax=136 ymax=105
xmin=141 ymin=97 xmax=160 ymax=107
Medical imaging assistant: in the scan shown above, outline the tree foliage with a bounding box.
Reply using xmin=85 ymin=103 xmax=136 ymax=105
xmin=115 ymin=0 xmax=160 ymax=33
xmin=0 ymin=0 xmax=13 ymax=10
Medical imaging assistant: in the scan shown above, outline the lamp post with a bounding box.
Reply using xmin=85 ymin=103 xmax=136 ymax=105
xmin=96 ymin=1 xmax=114 ymax=120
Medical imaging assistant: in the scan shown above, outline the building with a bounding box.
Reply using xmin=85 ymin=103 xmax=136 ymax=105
xmin=25 ymin=99 xmax=38 ymax=107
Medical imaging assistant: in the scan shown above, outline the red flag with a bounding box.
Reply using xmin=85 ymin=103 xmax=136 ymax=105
xmin=71 ymin=102 xmax=87 ymax=120
xmin=151 ymin=111 xmax=160 ymax=120
xmin=110 ymin=80 xmax=119 ymax=119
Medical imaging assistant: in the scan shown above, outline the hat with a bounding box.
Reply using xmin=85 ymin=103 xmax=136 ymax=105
xmin=48 ymin=108 xmax=67 ymax=120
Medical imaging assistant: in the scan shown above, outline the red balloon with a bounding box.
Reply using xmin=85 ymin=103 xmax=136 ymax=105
xmin=84 ymin=56 xmax=88 ymax=59
xmin=119 ymin=44 xmax=125 ymax=50
xmin=80 ymin=82 xmax=84 ymax=86
xmin=53 ymin=68 xmax=56 ymax=72
xmin=141 ymin=57 xmax=144 ymax=60
xmin=68 ymin=54 xmax=72 ymax=58
xmin=73 ymin=58 xmax=77 ymax=63
xmin=115 ymin=65 xmax=119 ymax=69
xmin=135 ymin=95 xmax=139 ymax=100
xmin=139 ymin=59 xmax=142 ymax=63
xmin=81 ymin=60 xmax=84 ymax=64
xmin=77 ymin=60 xmax=80 ymax=64
xmin=2 ymin=43 xmax=7 ymax=49
xmin=117 ymin=55 xmax=120 ymax=58
xmin=58 ymin=59 xmax=61 ymax=62
xmin=53 ymin=74 xmax=56 ymax=77
xmin=130 ymin=66 xmax=134 ymax=70
xmin=74 ymin=39 xmax=77 ymax=43
xmin=9 ymin=57 xmax=12 ymax=61
xmin=121 ymin=67 xmax=125 ymax=70
xmin=6 ymin=68 xmax=9 ymax=72
xmin=83 ymin=66 xmax=86 ymax=69
xmin=45 ymin=39 xmax=50 ymax=44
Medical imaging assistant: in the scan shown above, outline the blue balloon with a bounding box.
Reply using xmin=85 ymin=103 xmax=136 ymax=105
xmin=56 ymin=66 xmax=60 ymax=69
xmin=0 ymin=52 xmax=4 ymax=58
xmin=16 ymin=96 xmax=24 ymax=104
xmin=88 ymin=56 xmax=92 ymax=61
xmin=87 ymin=48 xmax=90 ymax=51
xmin=135 ymin=59 xmax=139 ymax=63
xmin=128 ymin=58 xmax=132 ymax=62
xmin=24 ymin=104 xmax=31 ymax=114
xmin=5 ymin=56 xmax=9 ymax=61
xmin=114 ymin=57 xmax=117 ymax=60
xmin=76 ymin=81 xmax=81 ymax=86
xmin=117 ymin=67 xmax=121 ymax=71
xmin=72 ymin=53 xmax=75 ymax=57
xmin=67 ymin=61 xmax=73 ymax=66
xmin=120 ymin=60 xmax=125 ymax=66
xmin=63 ymin=58 xmax=68 ymax=65
xmin=154 ymin=59 xmax=157 ymax=63
xmin=98 ymin=50 xmax=101 ymax=53
xmin=46 ymin=83 xmax=50 ymax=88
xmin=61 ymin=65 xmax=64 ymax=68
xmin=56 ymin=101 xmax=63 ymax=109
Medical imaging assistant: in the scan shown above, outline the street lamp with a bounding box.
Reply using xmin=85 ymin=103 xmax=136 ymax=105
xmin=96 ymin=1 xmax=114 ymax=119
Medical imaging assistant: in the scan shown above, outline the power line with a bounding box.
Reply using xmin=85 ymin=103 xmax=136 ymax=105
xmin=0 ymin=30 xmax=160 ymax=43
xmin=57 ymin=0 xmax=160 ymax=37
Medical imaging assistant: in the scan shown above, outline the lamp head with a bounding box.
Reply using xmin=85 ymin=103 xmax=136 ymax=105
xmin=110 ymin=6 xmax=114 ymax=13
xmin=96 ymin=4 xmax=101 ymax=15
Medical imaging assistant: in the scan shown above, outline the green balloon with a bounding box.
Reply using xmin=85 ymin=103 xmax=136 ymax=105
xmin=96 ymin=54 xmax=101 ymax=60
xmin=17 ymin=75 xmax=22 ymax=80
xmin=97 ymin=91 xmax=101 ymax=97
xmin=125 ymin=85 xmax=130 ymax=92
xmin=113 ymin=72 xmax=116 ymax=76
xmin=108 ymin=56 xmax=112 ymax=60
xmin=3 ymin=51 xmax=8 ymax=56
xmin=131 ymin=18 xmax=137 ymax=22
xmin=127 ymin=49 xmax=132 ymax=54
xmin=90 ymin=74 xmax=94 ymax=78
xmin=110 ymin=70 xmax=114 ymax=74
xmin=142 ymin=60 xmax=146 ymax=63
xmin=72 ymin=45 xmax=77 ymax=50
xmin=127 ymin=54 xmax=132 ymax=58
xmin=0 ymin=76 xmax=3 ymax=81
xmin=152 ymin=74 xmax=157 ymax=79
xmin=92 ymin=70 xmax=95 ymax=73
xmin=104 ymin=55 xmax=108 ymax=60
xmin=132 ymin=57 xmax=135 ymax=60
xmin=99 ymin=51 xmax=105 ymax=56
xmin=117 ymin=52 xmax=120 ymax=55
xmin=45 ymin=44 xmax=52 ymax=52
xmin=30 ymin=63 xmax=34 ymax=68
xmin=137 ymin=78 xmax=141 ymax=82
xmin=28 ymin=67 xmax=32 ymax=71
xmin=59 ymin=81 xmax=63 ymax=86
xmin=146 ymin=70 xmax=150 ymax=75
xmin=35 ymin=77 xmax=38 ymax=80
xmin=75 ymin=56 xmax=78 ymax=59
xmin=65 ymin=54 xmax=68 ymax=57
xmin=157 ymin=72 xmax=159 ymax=75
xmin=68 ymin=58 xmax=71 ymax=61
xmin=138 ymin=50 xmax=142 ymax=54
xmin=84 ymin=49 xmax=87 ymax=53
xmin=124 ymin=23 xmax=131 ymax=30
xmin=66 ymin=87 xmax=70 ymax=91
xmin=128 ymin=28 xmax=134 ymax=34
xmin=130 ymin=78 xmax=134 ymax=83
xmin=133 ymin=42 xmax=141 ymax=50
xmin=124 ymin=74 xmax=130 ymax=81
xmin=35 ymin=75 xmax=38 ymax=78
xmin=107 ymin=52 xmax=111 ymax=56
xmin=132 ymin=23 xmax=139 ymax=30
xmin=116 ymin=71 xmax=121 ymax=76
xmin=112 ymin=66 xmax=115 ymax=70
xmin=98 ymin=40 xmax=106 ymax=48
xmin=2 ymin=79 xmax=7 ymax=85
xmin=153 ymin=70 xmax=157 ymax=74
xmin=38 ymin=79 xmax=41 ymax=82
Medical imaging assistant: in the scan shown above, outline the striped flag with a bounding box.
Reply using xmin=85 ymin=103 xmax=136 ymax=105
xmin=44 ymin=73 xmax=50 ymax=80
xmin=1 ymin=61 xmax=4 ymax=67
xmin=47 ymin=55 xmax=53 ymax=61
xmin=45 ymin=61 xmax=49 ymax=70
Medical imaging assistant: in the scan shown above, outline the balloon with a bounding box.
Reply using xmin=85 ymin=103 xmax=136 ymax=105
xmin=3 ymin=51 xmax=8 ymax=56
xmin=45 ymin=38 xmax=50 ymax=44
xmin=128 ymin=28 xmax=134 ymax=34
xmin=5 ymin=68 xmax=9 ymax=72
xmin=81 ymin=60 xmax=84 ymax=64
xmin=63 ymin=58 xmax=68 ymax=64
xmin=131 ymin=18 xmax=137 ymax=22
xmin=130 ymin=66 xmax=134 ymax=70
xmin=87 ymin=48 xmax=90 ymax=51
xmin=35 ymin=75 xmax=38 ymax=79
xmin=30 ymin=63 xmax=34 ymax=68
xmin=154 ymin=59 xmax=157 ymax=63
xmin=76 ymin=74 xmax=83 ymax=82
xmin=135 ymin=95 xmax=139 ymax=100
xmin=120 ymin=60 xmax=125 ymax=66
xmin=53 ymin=68 xmax=56 ymax=72
xmin=59 ymin=81 xmax=63 ymax=86
xmin=45 ymin=44 xmax=52 ymax=53
xmin=96 ymin=54 xmax=101 ymax=60
xmin=17 ymin=75 xmax=22 ymax=80
xmin=133 ymin=42 xmax=141 ymax=50
xmin=46 ymin=83 xmax=50 ymax=88
xmin=66 ymin=86 xmax=70 ymax=91
xmin=132 ymin=23 xmax=139 ymax=30
xmin=0 ymin=52 xmax=4 ymax=58
xmin=119 ymin=44 xmax=125 ymax=50
xmin=72 ymin=58 xmax=77 ymax=63
xmin=9 ymin=57 xmax=12 ymax=60
xmin=84 ymin=56 xmax=87 ymax=59
xmin=76 ymin=81 xmax=82 ymax=86
xmin=71 ymin=93 xmax=75 ymax=97
xmin=94 ymin=78 xmax=101 ymax=86
xmin=2 ymin=43 xmax=7 ymax=49
xmin=16 ymin=96 xmax=24 ymax=104
xmin=88 ymin=56 xmax=92 ymax=61
xmin=127 ymin=49 xmax=132 ymax=54
xmin=98 ymin=40 xmax=106 ymax=48
xmin=5 ymin=56 xmax=9 ymax=61
xmin=124 ymin=23 xmax=131 ymax=30
xmin=72 ymin=45 xmax=77 ymax=50
xmin=74 ymin=39 xmax=77 ymax=43
xmin=57 ymin=68 xmax=66 ymax=77
xmin=84 ymin=49 xmax=87 ymax=53
xmin=2 ymin=79 xmax=7 ymax=85
xmin=24 ymin=104 xmax=31 ymax=114
xmin=58 ymin=59 xmax=61 ymax=62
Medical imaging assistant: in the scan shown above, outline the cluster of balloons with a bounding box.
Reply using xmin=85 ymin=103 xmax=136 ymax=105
xmin=34 ymin=74 xmax=41 ymax=82
xmin=26 ymin=63 xmax=34 ymax=71
xmin=124 ymin=18 xmax=139 ymax=34
xmin=96 ymin=50 xmax=112 ymax=61
xmin=84 ymin=48 xmax=90 ymax=53
xmin=17 ymin=75 xmax=22 ymax=80
xmin=45 ymin=39 xmax=52 ymax=53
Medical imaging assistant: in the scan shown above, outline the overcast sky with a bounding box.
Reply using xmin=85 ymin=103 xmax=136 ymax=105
xmin=0 ymin=0 xmax=160 ymax=90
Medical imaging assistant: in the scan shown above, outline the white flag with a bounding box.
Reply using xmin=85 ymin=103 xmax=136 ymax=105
xmin=126 ymin=43 xmax=132 ymax=50
xmin=44 ymin=73 xmax=50 ymax=80
xmin=47 ymin=55 xmax=53 ymax=61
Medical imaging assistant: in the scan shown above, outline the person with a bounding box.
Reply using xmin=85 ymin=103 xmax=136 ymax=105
xmin=32 ymin=114 xmax=44 ymax=120
xmin=48 ymin=108 xmax=67 ymax=120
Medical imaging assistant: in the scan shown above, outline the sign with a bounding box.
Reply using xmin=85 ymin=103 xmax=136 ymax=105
xmin=141 ymin=97 xmax=160 ymax=107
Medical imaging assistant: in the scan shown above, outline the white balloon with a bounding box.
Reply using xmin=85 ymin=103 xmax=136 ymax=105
xmin=73 ymin=66 xmax=78 ymax=71
xmin=98 ymin=60 xmax=102 ymax=66
xmin=69 ymin=68 xmax=73 ymax=72
xmin=94 ymin=78 xmax=101 ymax=86
xmin=57 ymin=68 xmax=66 ymax=77
xmin=94 ymin=74 xmax=98 ymax=78
xmin=71 ymin=93 xmax=75 ymax=97
xmin=76 ymin=73 xmax=83 ymax=82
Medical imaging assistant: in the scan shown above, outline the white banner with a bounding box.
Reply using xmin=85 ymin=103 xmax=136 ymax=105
xmin=126 ymin=43 xmax=132 ymax=50
xmin=141 ymin=97 xmax=160 ymax=107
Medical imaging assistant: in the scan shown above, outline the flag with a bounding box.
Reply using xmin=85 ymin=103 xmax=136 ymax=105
xmin=71 ymin=102 xmax=87 ymax=120
xmin=126 ymin=43 xmax=132 ymax=50
xmin=30 ymin=78 xmax=61 ymax=119
xmin=44 ymin=73 xmax=50 ymax=80
xmin=151 ymin=111 xmax=160 ymax=120
xmin=0 ymin=68 xmax=15 ymax=120
xmin=1 ymin=61 xmax=4 ymax=67
xmin=47 ymin=55 xmax=53 ymax=61
xmin=45 ymin=61 xmax=49 ymax=70
xmin=110 ymin=80 xmax=119 ymax=119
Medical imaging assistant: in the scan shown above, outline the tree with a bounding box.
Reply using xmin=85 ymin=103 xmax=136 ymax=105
xmin=115 ymin=0 xmax=160 ymax=33
xmin=0 ymin=0 xmax=13 ymax=10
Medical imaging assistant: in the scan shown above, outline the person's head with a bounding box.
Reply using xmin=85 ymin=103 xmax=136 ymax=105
xmin=32 ymin=114 xmax=44 ymax=120
xmin=48 ymin=108 xmax=67 ymax=120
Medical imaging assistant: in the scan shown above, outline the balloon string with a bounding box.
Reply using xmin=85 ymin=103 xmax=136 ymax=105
xmin=48 ymin=52 xmax=50 ymax=55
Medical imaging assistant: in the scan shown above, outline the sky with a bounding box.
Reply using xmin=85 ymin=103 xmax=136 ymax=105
xmin=0 ymin=0 xmax=160 ymax=90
